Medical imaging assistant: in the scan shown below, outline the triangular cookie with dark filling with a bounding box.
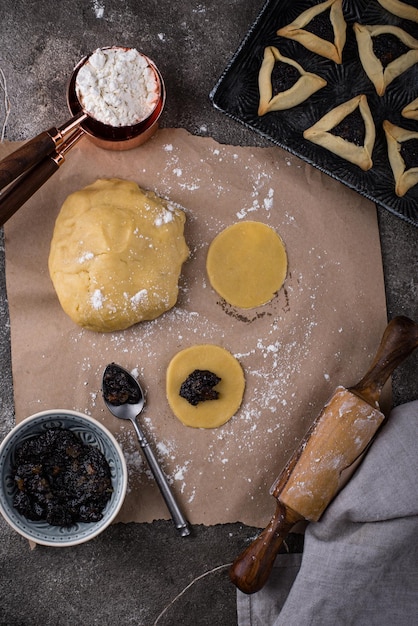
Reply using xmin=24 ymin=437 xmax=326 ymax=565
xmin=383 ymin=120 xmax=418 ymax=196
xmin=303 ymin=94 xmax=375 ymax=170
xmin=277 ymin=0 xmax=347 ymax=64
xmin=354 ymin=23 xmax=418 ymax=96
xmin=377 ymin=0 xmax=418 ymax=23
xmin=258 ymin=46 xmax=327 ymax=115
xmin=402 ymin=96 xmax=418 ymax=120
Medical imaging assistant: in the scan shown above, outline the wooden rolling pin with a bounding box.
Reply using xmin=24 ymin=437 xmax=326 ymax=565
xmin=230 ymin=316 xmax=418 ymax=594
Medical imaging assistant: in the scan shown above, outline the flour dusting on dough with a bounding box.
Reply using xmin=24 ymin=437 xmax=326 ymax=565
xmin=91 ymin=289 xmax=105 ymax=310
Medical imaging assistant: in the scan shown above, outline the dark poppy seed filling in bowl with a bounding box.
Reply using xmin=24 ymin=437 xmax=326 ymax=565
xmin=11 ymin=428 xmax=113 ymax=527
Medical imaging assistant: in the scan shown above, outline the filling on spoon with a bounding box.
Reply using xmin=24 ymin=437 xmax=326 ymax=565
xmin=102 ymin=363 xmax=141 ymax=406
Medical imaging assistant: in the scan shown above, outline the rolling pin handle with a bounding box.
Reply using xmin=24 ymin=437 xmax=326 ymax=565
xmin=229 ymin=502 xmax=302 ymax=594
xmin=352 ymin=316 xmax=418 ymax=406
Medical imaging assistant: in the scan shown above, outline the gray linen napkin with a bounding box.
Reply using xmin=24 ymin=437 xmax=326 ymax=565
xmin=237 ymin=400 xmax=418 ymax=626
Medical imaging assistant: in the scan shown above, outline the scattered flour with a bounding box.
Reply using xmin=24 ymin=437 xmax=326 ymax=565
xmin=78 ymin=251 xmax=94 ymax=263
xmin=90 ymin=289 xmax=105 ymax=310
xmin=154 ymin=207 xmax=175 ymax=226
xmin=263 ymin=188 xmax=274 ymax=210
xmin=129 ymin=289 xmax=148 ymax=306
xmin=92 ymin=0 xmax=105 ymax=18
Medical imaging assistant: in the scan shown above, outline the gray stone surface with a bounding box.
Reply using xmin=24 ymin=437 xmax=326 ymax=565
xmin=0 ymin=1 xmax=416 ymax=625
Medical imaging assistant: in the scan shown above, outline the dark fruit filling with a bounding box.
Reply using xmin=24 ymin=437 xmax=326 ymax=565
xmin=305 ymin=10 xmax=334 ymax=42
xmin=400 ymin=138 xmax=418 ymax=170
xmin=372 ymin=34 xmax=410 ymax=69
xmin=103 ymin=363 xmax=141 ymax=406
xmin=330 ymin=107 xmax=365 ymax=146
xmin=271 ymin=62 xmax=301 ymax=94
xmin=12 ymin=428 xmax=113 ymax=526
xmin=180 ymin=369 xmax=221 ymax=406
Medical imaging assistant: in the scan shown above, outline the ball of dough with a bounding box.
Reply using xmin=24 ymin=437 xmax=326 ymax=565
xmin=206 ymin=221 xmax=287 ymax=309
xmin=48 ymin=178 xmax=189 ymax=332
xmin=166 ymin=344 xmax=245 ymax=428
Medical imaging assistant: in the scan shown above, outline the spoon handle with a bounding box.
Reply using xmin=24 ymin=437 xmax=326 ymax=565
xmin=131 ymin=418 xmax=191 ymax=537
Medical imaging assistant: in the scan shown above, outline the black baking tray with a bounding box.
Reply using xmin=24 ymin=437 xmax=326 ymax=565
xmin=210 ymin=0 xmax=418 ymax=227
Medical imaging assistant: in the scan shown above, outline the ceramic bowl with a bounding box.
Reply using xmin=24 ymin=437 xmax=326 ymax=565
xmin=0 ymin=410 xmax=127 ymax=547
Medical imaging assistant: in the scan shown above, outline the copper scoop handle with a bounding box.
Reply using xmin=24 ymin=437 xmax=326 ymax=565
xmin=0 ymin=113 xmax=86 ymax=192
xmin=0 ymin=127 xmax=65 ymax=192
xmin=0 ymin=128 xmax=84 ymax=226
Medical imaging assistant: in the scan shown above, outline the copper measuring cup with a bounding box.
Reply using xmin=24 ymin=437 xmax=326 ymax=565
xmin=0 ymin=46 xmax=165 ymax=226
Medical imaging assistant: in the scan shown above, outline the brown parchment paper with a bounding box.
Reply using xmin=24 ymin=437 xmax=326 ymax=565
xmin=2 ymin=128 xmax=388 ymax=528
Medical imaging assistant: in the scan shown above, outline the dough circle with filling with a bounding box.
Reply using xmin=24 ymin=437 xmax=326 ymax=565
xmin=166 ymin=344 xmax=245 ymax=428
xmin=48 ymin=178 xmax=189 ymax=332
xmin=206 ymin=221 xmax=287 ymax=309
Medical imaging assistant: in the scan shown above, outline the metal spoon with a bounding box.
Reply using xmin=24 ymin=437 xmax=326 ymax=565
xmin=102 ymin=363 xmax=191 ymax=537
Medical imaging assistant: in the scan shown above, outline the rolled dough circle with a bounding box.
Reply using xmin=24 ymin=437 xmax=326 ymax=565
xmin=48 ymin=178 xmax=189 ymax=332
xmin=166 ymin=344 xmax=245 ymax=428
xmin=206 ymin=221 xmax=287 ymax=309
